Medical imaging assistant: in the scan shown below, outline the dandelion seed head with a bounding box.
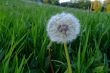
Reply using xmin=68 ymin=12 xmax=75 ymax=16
xmin=47 ymin=12 xmax=80 ymax=43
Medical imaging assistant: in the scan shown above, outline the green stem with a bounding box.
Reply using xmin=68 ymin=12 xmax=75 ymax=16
xmin=47 ymin=41 xmax=52 ymax=49
xmin=64 ymin=42 xmax=72 ymax=73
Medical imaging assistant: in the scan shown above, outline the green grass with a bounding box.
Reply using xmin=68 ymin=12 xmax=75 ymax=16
xmin=0 ymin=0 xmax=110 ymax=73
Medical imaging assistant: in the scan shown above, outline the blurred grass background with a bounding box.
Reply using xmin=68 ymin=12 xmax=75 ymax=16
xmin=0 ymin=0 xmax=110 ymax=73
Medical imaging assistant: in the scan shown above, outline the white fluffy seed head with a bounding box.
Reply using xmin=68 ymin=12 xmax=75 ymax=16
xmin=47 ymin=12 xmax=80 ymax=43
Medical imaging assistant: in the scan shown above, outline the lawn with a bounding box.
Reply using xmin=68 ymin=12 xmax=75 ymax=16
xmin=0 ymin=0 xmax=110 ymax=73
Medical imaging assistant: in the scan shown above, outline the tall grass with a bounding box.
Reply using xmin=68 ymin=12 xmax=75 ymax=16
xmin=0 ymin=0 xmax=110 ymax=73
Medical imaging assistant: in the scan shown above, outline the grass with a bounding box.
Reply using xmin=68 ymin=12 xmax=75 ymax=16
xmin=0 ymin=0 xmax=110 ymax=73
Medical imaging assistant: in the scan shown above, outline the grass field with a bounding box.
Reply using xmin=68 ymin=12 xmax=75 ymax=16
xmin=0 ymin=0 xmax=110 ymax=73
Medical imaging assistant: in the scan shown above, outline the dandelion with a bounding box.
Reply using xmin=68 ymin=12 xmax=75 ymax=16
xmin=47 ymin=12 xmax=80 ymax=73
xmin=47 ymin=12 xmax=80 ymax=43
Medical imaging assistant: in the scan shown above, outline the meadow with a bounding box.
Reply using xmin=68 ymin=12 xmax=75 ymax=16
xmin=0 ymin=0 xmax=110 ymax=73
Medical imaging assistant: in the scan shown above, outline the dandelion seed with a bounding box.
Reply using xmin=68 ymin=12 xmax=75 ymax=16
xmin=47 ymin=12 xmax=80 ymax=43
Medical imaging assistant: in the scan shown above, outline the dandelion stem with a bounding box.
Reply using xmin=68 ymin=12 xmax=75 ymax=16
xmin=64 ymin=42 xmax=72 ymax=73
xmin=47 ymin=41 xmax=52 ymax=49
xmin=47 ymin=41 xmax=54 ymax=73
